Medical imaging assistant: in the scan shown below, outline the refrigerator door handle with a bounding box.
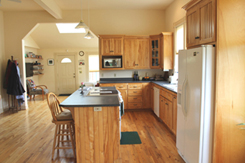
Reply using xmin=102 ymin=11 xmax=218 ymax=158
xmin=182 ymin=75 xmax=188 ymax=116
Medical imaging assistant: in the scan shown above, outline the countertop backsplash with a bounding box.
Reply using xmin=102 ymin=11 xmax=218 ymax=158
xmin=100 ymin=69 xmax=168 ymax=80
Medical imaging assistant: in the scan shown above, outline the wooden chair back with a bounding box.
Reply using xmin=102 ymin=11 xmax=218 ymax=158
xmin=47 ymin=93 xmax=63 ymax=122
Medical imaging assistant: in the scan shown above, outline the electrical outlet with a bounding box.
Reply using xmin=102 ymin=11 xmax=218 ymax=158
xmin=114 ymin=73 xmax=116 ymax=77
xmin=94 ymin=107 xmax=102 ymax=111
xmin=101 ymin=73 xmax=104 ymax=77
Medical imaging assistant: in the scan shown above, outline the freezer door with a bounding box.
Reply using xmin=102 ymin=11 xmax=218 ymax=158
xmin=184 ymin=47 xmax=204 ymax=163
xmin=176 ymin=50 xmax=187 ymax=158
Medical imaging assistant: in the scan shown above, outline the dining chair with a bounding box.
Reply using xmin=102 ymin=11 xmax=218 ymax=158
xmin=26 ymin=79 xmax=49 ymax=100
xmin=46 ymin=92 xmax=76 ymax=160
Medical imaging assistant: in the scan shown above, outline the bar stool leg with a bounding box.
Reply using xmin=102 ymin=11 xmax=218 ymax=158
xmin=52 ymin=124 xmax=58 ymax=160
xmin=69 ymin=123 xmax=76 ymax=158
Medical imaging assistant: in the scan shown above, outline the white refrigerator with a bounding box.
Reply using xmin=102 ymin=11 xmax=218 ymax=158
xmin=176 ymin=45 xmax=215 ymax=163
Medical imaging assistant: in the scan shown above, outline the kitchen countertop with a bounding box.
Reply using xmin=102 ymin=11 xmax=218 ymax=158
xmin=100 ymin=78 xmax=177 ymax=93
xmin=60 ymin=87 xmax=120 ymax=107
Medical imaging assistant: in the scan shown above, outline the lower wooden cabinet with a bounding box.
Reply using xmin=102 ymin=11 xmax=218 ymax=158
xmin=172 ymin=95 xmax=177 ymax=135
xmin=157 ymin=84 xmax=177 ymax=135
xmin=164 ymin=98 xmax=173 ymax=130
xmin=100 ymin=82 xmax=151 ymax=110
xmin=142 ymin=83 xmax=151 ymax=109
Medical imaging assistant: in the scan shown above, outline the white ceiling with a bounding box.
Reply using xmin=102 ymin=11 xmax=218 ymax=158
xmin=0 ymin=0 xmax=174 ymax=11
xmin=0 ymin=0 xmax=174 ymax=49
xmin=30 ymin=23 xmax=98 ymax=49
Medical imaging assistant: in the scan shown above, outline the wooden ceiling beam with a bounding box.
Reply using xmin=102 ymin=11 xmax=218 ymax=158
xmin=34 ymin=0 xmax=62 ymax=19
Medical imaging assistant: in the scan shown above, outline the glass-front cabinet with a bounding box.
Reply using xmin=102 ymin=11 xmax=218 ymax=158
xmin=150 ymin=35 xmax=161 ymax=69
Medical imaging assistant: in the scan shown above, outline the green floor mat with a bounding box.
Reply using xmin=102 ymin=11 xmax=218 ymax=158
xmin=120 ymin=131 xmax=142 ymax=145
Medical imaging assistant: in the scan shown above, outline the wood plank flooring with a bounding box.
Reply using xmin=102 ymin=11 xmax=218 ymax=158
xmin=0 ymin=96 xmax=184 ymax=163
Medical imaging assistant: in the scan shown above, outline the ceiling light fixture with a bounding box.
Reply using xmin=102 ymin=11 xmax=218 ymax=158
xmin=84 ymin=0 xmax=94 ymax=39
xmin=75 ymin=0 xmax=88 ymax=30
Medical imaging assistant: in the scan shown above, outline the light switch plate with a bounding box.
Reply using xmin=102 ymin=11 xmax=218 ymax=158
xmin=94 ymin=107 xmax=102 ymax=111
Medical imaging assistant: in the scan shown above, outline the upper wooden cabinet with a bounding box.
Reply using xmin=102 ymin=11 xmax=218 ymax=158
xmin=149 ymin=35 xmax=161 ymax=69
xmin=183 ymin=0 xmax=216 ymax=48
xmin=150 ymin=33 xmax=173 ymax=70
xmin=99 ymin=35 xmax=124 ymax=55
xmin=124 ymin=36 xmax=150 ymax=69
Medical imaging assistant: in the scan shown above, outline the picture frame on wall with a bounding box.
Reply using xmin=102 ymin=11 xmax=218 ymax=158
xmin=48 ymin=59 xmax=54 ymax=66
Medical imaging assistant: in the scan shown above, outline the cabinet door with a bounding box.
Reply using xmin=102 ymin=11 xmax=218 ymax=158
xmin=136 ymin=39 xmax=150 ymax=69
xmin=172 ymin=95 xmax=177 ymax=135
xmin=150 ymin=36 xmax=161 ymax=69
xmin=100 ymin=36 xmax=124 ymax=55
xmin=101 ymin=38 xmax=112 ymax=55
xmin=119 ymin=89 xmax=127 ymax=110
xmin=159 ymin=96 xmax=165 ymax=122
xmin=199 ymin=0 xmax=216 ymax=44
xmin=124 ymin=38 xmax=137 ymax=69
xmin=164 ymin=98 xmax=173 ymax=129
xmin=186 ymin=6 xmax=200 ymax=48
xmin=162 ymin=33 xmax=173 ymax=70
xmin=113 ymin=38 xmax=124 ymax=55
xmin=142 ymin=83 xmax=151 ymax=109
xmin=151 ymin=84 xmax=154 ymax=110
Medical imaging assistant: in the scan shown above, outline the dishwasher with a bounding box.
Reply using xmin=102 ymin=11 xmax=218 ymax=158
xmin=153 ymin=87 xmax=160 ymax=117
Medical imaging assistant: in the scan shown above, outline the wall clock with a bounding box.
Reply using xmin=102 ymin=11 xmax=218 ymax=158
xmin=79 ymin=51 xmax=84 ymax=56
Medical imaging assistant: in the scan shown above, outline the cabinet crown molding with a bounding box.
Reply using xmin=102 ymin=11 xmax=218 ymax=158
xmin=182 ymin=0 xmax=202 ymax=10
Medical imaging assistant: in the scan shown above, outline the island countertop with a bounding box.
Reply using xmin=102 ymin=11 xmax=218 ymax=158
xmin=59 ymin=88 xmax=120 ymax=107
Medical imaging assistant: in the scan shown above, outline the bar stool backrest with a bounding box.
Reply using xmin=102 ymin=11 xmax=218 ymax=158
xmin=47 ymin=93 xmax=63 ymax=122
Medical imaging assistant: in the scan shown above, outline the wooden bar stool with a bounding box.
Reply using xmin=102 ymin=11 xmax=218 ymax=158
xmin=47 ymin=93 xmax=76 ymax=160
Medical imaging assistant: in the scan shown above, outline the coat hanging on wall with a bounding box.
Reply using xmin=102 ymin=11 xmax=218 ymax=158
xmin=4 ymin=58 xmax=25 ymax=106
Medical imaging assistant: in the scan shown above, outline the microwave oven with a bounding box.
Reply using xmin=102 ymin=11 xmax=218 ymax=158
xmin=102 ymin=56 xmax=122 ymax=68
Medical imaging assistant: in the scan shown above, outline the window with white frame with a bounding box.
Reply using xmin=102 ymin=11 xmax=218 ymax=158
xmin=174 ymin=18 xmax=186 ymax=73
xmin=88 ymin=55 xmax=99 ymax=82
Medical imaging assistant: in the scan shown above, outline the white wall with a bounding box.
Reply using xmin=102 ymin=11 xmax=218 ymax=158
xmin=164 ymin=0 xmax=190 ymax=32
xmin=0 ymin=11 xmax=4 ymax=113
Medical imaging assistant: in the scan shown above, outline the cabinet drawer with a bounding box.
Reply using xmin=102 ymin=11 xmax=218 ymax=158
xmin=128 ymin=103 xmax=142 ymax=109
xmin=100 ymin=83 xmax=115 ymax=87
xmin=128 ymin=83 xmax=143 ymax=89
xmin=163 ymin=90 xmax=173 ymax=102
xmin=128 ymin=96 xmax=142 ymax=103
xmin=128 ymin=90 xmax=142 ymax=96
xmin=115 ymin=84 xmax=127 ymax=90
xmin=160 ymin=89 xmax=165 ymax=97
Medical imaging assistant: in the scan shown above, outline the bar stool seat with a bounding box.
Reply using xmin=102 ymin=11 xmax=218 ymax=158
xmin=47 ymin=92 xmax=76 ymax=160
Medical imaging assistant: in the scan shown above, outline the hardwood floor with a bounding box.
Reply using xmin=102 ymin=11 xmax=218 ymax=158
xmin=0 ymin=96 xmax=184 ymax=163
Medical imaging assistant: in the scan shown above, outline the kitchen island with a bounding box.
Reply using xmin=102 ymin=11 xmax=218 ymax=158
xmin=60 ymin=88 xmax=121 ymax=163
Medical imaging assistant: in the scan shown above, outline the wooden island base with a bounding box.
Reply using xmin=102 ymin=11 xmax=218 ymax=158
xmin=67 ymin=106 xmax=121 ymax=163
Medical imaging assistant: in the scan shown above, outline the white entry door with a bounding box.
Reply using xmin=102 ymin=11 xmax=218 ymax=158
xmin=56 ymin=54 xmax=76 ymax=94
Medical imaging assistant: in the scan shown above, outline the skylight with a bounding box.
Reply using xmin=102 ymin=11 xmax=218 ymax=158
xmin=56 ymin=23 xmax=86 ymax=33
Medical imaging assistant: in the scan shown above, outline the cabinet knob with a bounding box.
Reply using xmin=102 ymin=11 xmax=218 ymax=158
xmin=174 ymin=97 xmax=176 ymax=99
xmin=165 ymin=103 xmax=168 ymax=105
xmin=133 ymin=91 xmax=137 ymax=93
xmin=110 ymin=51 xmax=114 ymax=52
xmin=195 ymin=36 xmax=200 ymax=39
